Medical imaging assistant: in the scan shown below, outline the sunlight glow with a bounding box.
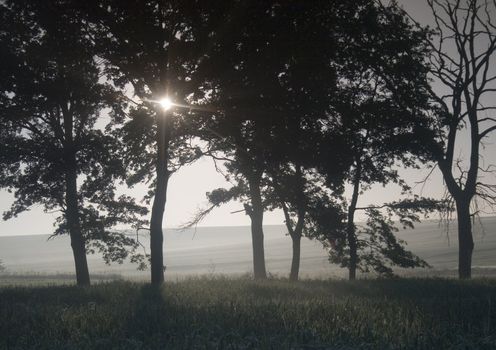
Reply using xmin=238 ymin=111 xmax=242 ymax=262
xmin=159 ymin=97 xmax=173 ymax=111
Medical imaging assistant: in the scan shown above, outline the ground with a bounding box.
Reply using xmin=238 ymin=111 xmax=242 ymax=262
xmin=0 ymin=277 xmax=495 ymax=349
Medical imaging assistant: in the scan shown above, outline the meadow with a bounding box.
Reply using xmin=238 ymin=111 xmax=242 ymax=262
xmin=2 ymin=217 xmax=496 ymax=279
xmin=1 ymin=277 xmax=495 ymax=349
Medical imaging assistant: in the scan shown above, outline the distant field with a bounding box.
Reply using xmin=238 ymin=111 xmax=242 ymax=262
xmin=1 ymin=217 xmax=495 ymax=280
xmin=1 ymin=278 xmax=495 ymax=349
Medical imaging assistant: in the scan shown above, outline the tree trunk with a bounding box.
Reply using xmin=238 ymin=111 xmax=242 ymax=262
xmin=347 ymin=159 xmax=361 ymax=281
xmin=277 ymin=164 xmax=306 ymax=282
xmin=65 ymin=154 xmax=90 ymax=286
xmin=289 ymin=234 xmax=301 ymax=281
xmin=347 ymin=220 xmax=358 ymax=280
xmin=281 ymin=200 xmax=305 ymax=282
xmin=150 ymin=114 xmax=171 ymax=286
xmin=456 ymin=198 xmax=474 ymax=279
xmin=247 ymin=174 xmax=267 ymax=279
xmin=62 ymin=102 xmax=90 ymax=287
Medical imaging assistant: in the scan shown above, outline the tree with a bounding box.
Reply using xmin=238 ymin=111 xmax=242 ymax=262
xmin=264 ymin=98 xmax=348 ymax=282
xmin=0 ymin=0 xmax=147 ymax=285
xmin=307 ymin=197 xmax=440 ymax=277
xmin=326 ymin=0 xmax=439 ymax=279
xmin=337 ymin=205 xmax=432 ymax=277
xmin=193 ymin=0 xmax=431 ymax=281
xmin=191 ymin=0 xmax=343 ymax=279
xmin=268 ymin=167 xmax=335 ymax=281
xmin=83 ymin=0 xmax=220 ymax=285
xmin=420 ymin=0 xmax=496 ymax=278
xmin=271 ymin=166 xmax=309 ymax=281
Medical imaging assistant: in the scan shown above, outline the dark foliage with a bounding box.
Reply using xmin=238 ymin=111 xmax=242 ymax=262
xmin=0 ymin=0 xmax=148 ymax=284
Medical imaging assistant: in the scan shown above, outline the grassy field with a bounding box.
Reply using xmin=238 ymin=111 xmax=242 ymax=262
xmin=1 ymin=277 xmax=495 ymax=349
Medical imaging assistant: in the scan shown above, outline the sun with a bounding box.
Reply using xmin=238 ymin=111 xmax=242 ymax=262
xmin=159 ymin=97 xmax=173 ymax=111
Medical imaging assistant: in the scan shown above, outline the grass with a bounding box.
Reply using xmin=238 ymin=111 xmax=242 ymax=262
xmin=0 ymin=277 xmax=495 ymax=349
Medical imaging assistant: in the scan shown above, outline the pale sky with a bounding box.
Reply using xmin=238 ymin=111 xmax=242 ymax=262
xmin=1 ymin=0 xmax=495 ymax=236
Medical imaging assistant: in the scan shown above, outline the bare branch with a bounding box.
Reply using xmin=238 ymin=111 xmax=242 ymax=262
xmin=478 ymin=164 xmax=496 ymax=173
xmin=479 ymin=125 xmax=496 ymax=139
xmin=414 ymin=164 xmax=439 ymax=195
xmin=179 ymin=203 xmax=218 ymax=230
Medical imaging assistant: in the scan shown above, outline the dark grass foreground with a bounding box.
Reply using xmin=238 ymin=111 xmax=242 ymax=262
xmin=1 ymin=278 xmax=495 ymax=349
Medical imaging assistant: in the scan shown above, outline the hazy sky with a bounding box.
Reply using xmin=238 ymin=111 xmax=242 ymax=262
xmin=1 ymin=0 xmax=495 ymax=236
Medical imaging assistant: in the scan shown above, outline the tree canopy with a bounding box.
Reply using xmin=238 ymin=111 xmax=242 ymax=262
xmin=0 ymin=0 xmax=147 ymax=285
xmin=0 ymin=0 xmax=491 ymax=284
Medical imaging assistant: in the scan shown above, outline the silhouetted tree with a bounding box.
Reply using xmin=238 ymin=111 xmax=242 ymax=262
xmin=265 ymin=108 xmax=348 ymax=281
xmin=337 ymin=203 xmax=432 ymax=277
xmin=191 ymin=1 xmax=344 ymax=279
xmin=267 ymin=167 xmax=333 ymax=281
xmin=306 ymin=197 xmax=440 ymax=277
xmin=82 ymin=0 xmax=221 ymax=285
xmin=187 ymin=161 xmax=270 ymax=280
xmin=420 ymin=0 xmax=496 ymax=279
xmin=0 ymin=0 xmax=147 ymax=285
xmin=311 ymin=1 xmax=438 ymax=279
xmin=191 ymin=0 xmax=433 ymax=280
xmin=270 ymin=165 xmax=308 ymax=281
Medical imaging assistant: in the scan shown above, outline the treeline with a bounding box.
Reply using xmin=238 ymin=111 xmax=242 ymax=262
xmin=1 ymin=0 xmax=495 ymax=286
